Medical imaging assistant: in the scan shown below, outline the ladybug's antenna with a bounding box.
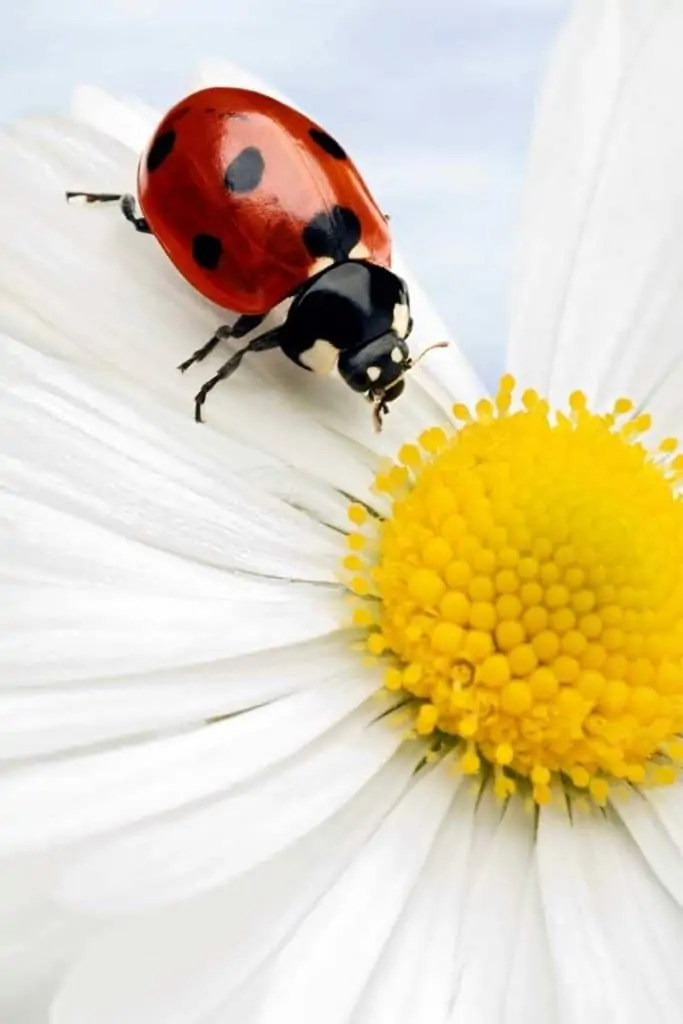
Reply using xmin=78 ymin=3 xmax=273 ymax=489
xmin=409 ymin=339 xmax=450 ymax=369
xmin=371 ymin=341 xmax=450 ymax=434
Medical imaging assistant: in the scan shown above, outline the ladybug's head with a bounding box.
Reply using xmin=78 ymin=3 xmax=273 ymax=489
xmin=337 ymin=333 xmax=450 ymax=431
xmin=287 ymin=260 xmax=447 ymax=431
xmin=337 ymin=333 xmax=411 ymax=429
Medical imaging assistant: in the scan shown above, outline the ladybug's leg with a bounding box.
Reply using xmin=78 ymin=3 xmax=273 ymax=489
xmin=193 ymin=326 xmax=283 ymax=423
xmin=65 ymin=192 xmax=151 ymax=234
xmin=177 ymin=313 xmax=266 ymax=373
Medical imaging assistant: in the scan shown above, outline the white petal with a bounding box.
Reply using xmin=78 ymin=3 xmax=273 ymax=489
xmin=1 ymin=566 xmax=338 ymax=684
xmin=537 ymin=803 xmax=634 ymax=1023
xmin=612 ymin=789 xmax=683 ymax=907
xmin=71 ymin=84 xmax=157 ymax=151
xmin=252 ymin=756 xmax=457 ymax=1024
xmin=2 ymin=335 xmax=338 ymax=582
xmin=503 ymin=861 xmax=557 ymax=1024
xmin=0 ymin=678 xmax=376 ymax=857
xmin=198 ymin=980 xmax=267 ymax=1024
xmin=196 ymin=60 xmax=298 ymax=108
xmin=58 ymin=712 xmax=410 ymax=913
xmin=0 ymin=634 xmax=359 ymax=758
xmin=0 ymin=904 xmax=90 ymax=1024
xmin=576 ymin=806 xmax=683 ymax=1016
xmin=643 ymin=784 xmax=683 ymax=858
xmin=448 ymin=797 xmax=535 ymax=1024
xmin=51 ymin=750 xmax=417 ymax=1024
xmin=352 ymin=783 xmax=477 ymax=1024
xmin=0 ymin=853 xmax=93 ymax=1023
xmin=392 ymin=250 xmax=487 ymax=410
xmin=508 ymin=0 xmax=682 ymax=413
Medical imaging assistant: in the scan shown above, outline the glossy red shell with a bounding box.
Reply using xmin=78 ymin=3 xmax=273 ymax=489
xmin=137 ymin=87 xmax=392 ymax=315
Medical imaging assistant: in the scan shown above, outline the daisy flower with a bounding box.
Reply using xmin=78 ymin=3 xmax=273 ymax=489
xmin=3 ymin=2 xmax=683 ymax=1022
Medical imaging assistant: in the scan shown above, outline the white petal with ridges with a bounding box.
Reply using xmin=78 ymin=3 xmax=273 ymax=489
xmin=508 ymin=0 xmax=677 ymax=408
xmin=3 ymin=337 xmax=340 ymax=582
xmin=642 ymin=784 xmax=683 ymax=855
xmin=504 ymin=861 xmax=557 ymax=1024
xmin=0 ymin=680 xmax=376 ymax=856
xmin=448 ymin=798 xmax=535 ymax=1024
xmin=252 ymin=757 xmax=457 ymax=1024
xmin=537 ymin=803 xmax=631 ymax=1024
xmin=578 ymin=809 xmax=683 ymax=1017
xmin=612 ymin=790 xmax=683 ymax=907
xmin=0 ymin=635 xmax=362 ymax=758
xmin=51 ymin=751 xmax=419 ymax=1024
xmin=58 ymin=714 xmax=408 ymax=913
xmin=1 ymin=569 xmax=339 ymax=684
xmin=4 ymin=332 xmax=355 ymax=535
xmin=352 ymin=783 xmax=476 ymax=1024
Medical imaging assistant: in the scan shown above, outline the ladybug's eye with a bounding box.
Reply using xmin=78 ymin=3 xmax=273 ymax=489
xmin=407 ymin=316 xmax=414 ymax=337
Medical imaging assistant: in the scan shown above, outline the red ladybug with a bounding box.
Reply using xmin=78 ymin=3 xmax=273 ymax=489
xmin=67 ymin=87 xmax=445 ymax=429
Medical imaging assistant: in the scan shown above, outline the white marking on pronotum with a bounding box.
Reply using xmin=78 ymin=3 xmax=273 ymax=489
xmin=391 ymin=346 xmax=404 ymax=364
xmin=392 ymin=302 xmax=410 ymax=338
xmin=366 ymin=366 xmax=381 ymax=382
xmin=349 ymin=242 xmax=370 ymax=259
xmin=299 ymin=339 xmax=340 ymax=375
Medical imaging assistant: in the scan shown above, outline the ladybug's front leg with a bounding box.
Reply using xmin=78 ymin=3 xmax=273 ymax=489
xmin=177 ymin=313 xmax=266 ymax=373
xmin=193 ymin=325 xmax=283 ymax=423
xmin=65 ymin=192 xmax=151 ymax=234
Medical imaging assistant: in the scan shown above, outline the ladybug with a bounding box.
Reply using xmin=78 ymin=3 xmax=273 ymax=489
xmin=67 ymin=87 xmax=446 ymax=430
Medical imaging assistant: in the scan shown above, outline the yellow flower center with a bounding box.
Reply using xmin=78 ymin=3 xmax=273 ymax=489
xmin=344 ymin=376 xmax=683 ymax=806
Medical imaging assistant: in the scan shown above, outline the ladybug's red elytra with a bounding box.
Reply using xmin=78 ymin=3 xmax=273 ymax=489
xmin=67 ymin=86 xmax=447 ymax=430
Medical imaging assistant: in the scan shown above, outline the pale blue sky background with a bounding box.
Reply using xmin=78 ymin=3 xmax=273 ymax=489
xmin=1 ymin=0 xmax=569 ymax=387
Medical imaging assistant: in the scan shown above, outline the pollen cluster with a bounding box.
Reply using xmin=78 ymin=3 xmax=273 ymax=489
xmin=344 ymin=377 xmax=683 ymax=805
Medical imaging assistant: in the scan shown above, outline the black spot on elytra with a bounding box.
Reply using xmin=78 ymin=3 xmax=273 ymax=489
xmin=309 ymin=127 xmax=347 ymax=160
xmin=302 ymin=206 xmax=362 ymax=262
xmin=146 ymin=130 xmax=176 ymax=172
xmin=224 ymin=146 xmax=265 ymax=193
xmin=192 ymin=234 xmax=223 ymax=270
xmin=204 ymin=106 xmax=217 ymax=113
